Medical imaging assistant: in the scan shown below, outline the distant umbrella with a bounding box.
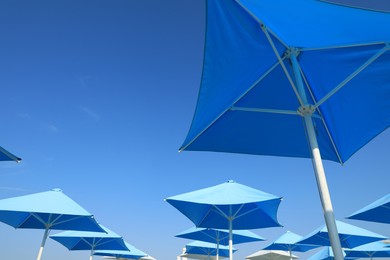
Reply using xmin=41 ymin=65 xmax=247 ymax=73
xmin=264 ymin=231 xmax=319 ymax=259
xmin=298 ymin=220 xmax=388 ymax=248
xmin=166 ymin=180 xmax=282 ymax=260
xmin=307 ymin=247 xmax=347 ymax=260
xmin=344 ymin=241 xmax=390 ymax=259
xmin=347 ymin=194 xmax=390 ymax=224
xmin=93 ymin=241 xmax=148 ymax=259
xmin=0 ymin=188 xmax=104 ymax=260
xmin=50 ymin=224 xmax=127 ymax=260
xmin=246 ymin=250 xmax=298 ymax=260
xmin=185 ymin=241 xmax=236 ymax=259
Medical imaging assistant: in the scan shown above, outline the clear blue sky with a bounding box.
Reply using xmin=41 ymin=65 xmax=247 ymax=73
xmin=0 ymin=1 xmax=389 ymax=259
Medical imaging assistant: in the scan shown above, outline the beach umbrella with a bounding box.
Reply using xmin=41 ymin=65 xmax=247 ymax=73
xmin=264 ymin=231 xmax=319 ymax=259
xmin=185 ymin=241 xmax=236 ymax=259
xmin=176 ymin=227 xmax=264 ymax=260
xmin=298 ymin=220 xmax=388 ymax=248
xmin=0 ymin=146 xmax=21 ymax=162
xmin=0 ymin=188 xmax=104 ymax=260
xmin=178 ymin=0 xmax=390 ymax=259
xmin=347 ymin=194 xmax=390 ymax=224
xmin=307 ymin=247 xmax=347 ymax=260
xmin=245 ymin=250 xmax=298 ymax=260
xmin=50 ymin=224 xmax=127 ymax=260
xmin=93 ymin=241 xmax=148 ymax=259
xmin=344 ymin=241 xmax=390 ymax=259
xmin=166 ymin=180 xmax=282 ymax=260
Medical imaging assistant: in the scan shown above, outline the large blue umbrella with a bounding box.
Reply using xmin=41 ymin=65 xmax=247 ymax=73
xmin=264 ymin=231 xmax=319 ymax=259
xmin=344 ymin=241 xmax=390 ymax=259
xmin=166 ymin=180 xmax=282 ymax=260
xmin=0 ymin=146 xmax=21 ymax=162
xmin=185 ymin=241 xmax=236 ymax=259
xmin=347 ymin=193 xmax=390 ymax=224
xmin=298 ymin=220 xmax=388 ymax=249
xmin=93 ymin=241 xmax=148 ymax=259
xmin=50 ymin=224 xmax=127 ymax=260
xmin=178 ymin=1 xmax=390 ymax=259
xmin=0 ymin=188 xmax=104 ymax=260
xmin=307 ymin=247 xmax=347 ymax=260
xmin=176 ymin=227 xmax=264 ymax=260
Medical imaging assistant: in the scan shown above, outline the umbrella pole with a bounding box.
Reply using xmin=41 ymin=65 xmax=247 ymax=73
xmin=229 ymin=218 xmax=233 ymax=260
xmin=290 ymin=51 xmax=344 ymax=260
xmin=289 ymin=250 xmax=292 ymax=260
xmin=36 ymin=227 xmax=50 ymax=260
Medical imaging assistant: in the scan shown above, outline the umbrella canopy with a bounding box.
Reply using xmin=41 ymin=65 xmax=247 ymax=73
xmin=185 ymin=241 xmax=235 ymax=258
xmin=176 ymin=227 xmax=265 ymax=246
xmin=93 ymin=242 xmax=148 ymax=259
xmin=180 ymin=253 xmax=227 ymax=260
xmin=264 ymin=231 xmax=319 ymax=259
xmin=307 ymin=247 xmax=347 ymax=260
xmin=298 ymin=220 xmax=388 ymax=248
xmin=0 ymin=188 xmax=104 ymax=260
xmin=50 ymin=224 xmax=127 ymax=260
xmin=246 ymin=250 xmax=298 ymax=260
xmin=344 ymin=241 xmax=390 ymax=259
xmin=178 ymin=1 xmax=390 ymax=259
xmin=166 ymin=180 xmax=282 ymax=260
xmin=347 ymin=193 xmax=390 ymax=224
xmin=0 ymin=146 xmax=21 ymax=162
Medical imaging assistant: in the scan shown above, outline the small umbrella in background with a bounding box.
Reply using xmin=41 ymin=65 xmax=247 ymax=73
xmin=298 ymin=220 xmax=388 ymax=249
xmin=178 ymin=1 xmax=390 ymax=258
xmin=93 ymin=241 xmax=148 ymax=259
xmin=264 ymin=231 xmax=320 ymax=259
xmin=166 ymin=180 xmax=282 ymax=260
xmin=184 ymin=241 xmax=236 ymax=259
xmin=50 ymin=224 xmax=127 ymax=260
xmin=176 ymin=227 xmax=264 ymax=260
xmin=0 ymin=188 xmax=104 ymax=260
xmin=307 ymin=247 xmax=347 ymax=260
xmin=245 ymin=250 xmax=298 ymax=260
xmin=344 ymin=241 xmax=390 ymax=259
xmin=347 ymin=194 xmax=390 ymax=224
xmin=0 ymin=146 xmax=21 ymax=162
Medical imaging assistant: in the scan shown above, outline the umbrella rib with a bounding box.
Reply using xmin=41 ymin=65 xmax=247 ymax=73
xmin=301 ymin=41 xmax=388 ymax=52
xmin=230 ymin=107 xmax=299 ymax=116
xmin=30 ymin=212 xmax=50 ymax=227
xmin=313 ymin=45 xmax=389 ymax=110
xmin=51 ymin=215 xmax=84 ymax=227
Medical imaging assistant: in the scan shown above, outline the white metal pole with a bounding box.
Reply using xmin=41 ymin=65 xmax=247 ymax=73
xmin=290 ymin=51 xmax=344 ymax=260
xmin=36 ymin=227 xmax=50 ymax=260
xmin=229 ymin=218 xmax=233 ymax=260
xmin=289 ymin=250 xmax=293 ymax=260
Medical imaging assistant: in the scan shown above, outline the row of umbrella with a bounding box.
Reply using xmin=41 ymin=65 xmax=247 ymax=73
xmin=166 ymin=180 xmax=389 ymax=260
xmin=0 ymin=188 xmax=153 ymax=260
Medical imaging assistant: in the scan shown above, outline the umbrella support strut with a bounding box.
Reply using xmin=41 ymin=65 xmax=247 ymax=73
xmin=36 ymin=227 xmax=50 ymax=260
xmin=290 ymin=52 xmax=344 ymax=260
xmin=229 ymin=218 xmax=233 ymax=260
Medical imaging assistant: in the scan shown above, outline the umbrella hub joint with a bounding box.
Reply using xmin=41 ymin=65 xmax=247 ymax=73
xmin=298 ymin=105 xmax=315 ymax=116
xmin=285 ymin=47 xmax=301 ymax=59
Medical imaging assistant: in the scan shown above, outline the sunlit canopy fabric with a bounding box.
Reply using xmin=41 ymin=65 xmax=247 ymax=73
xmin=298 ymin=220 xmax=388 ymax=248
xmin=347 ymin=193 xmax=390 ymax=224
xmin=180 ymin=0 xmax=390 ymax=163
xmin=307 ymin=247 xmax=346 ymax=260
xmin=185 ymin=241 xmax=235 ymax=258
xmin=93 ymin=241 xmax=148 ymax=259
xmin=246 ymin=250 xmax=298 ymax=260
xmin=264 ymin=231 xmax=319 ymax=253
xmin=344 ymin=241 xmax=390 ymax=259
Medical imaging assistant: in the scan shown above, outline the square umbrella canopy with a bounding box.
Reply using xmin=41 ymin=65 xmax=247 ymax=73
xmin=298 ymin=220 xmax=388 ymax=249
xmin=0 ymin=188 xmax=104 ymax=260
xmin=166 ymin=180 xmax=282 ymax=260
xmin=185 ymin=241 xmax=236 ymax=258
xmin=50 ymin=224 xmax=127 ymax=260
xmin=245 ymin=250 xmax=298 ymax=260
xmin=344 ymin=241 xmax=390 ymax=259
xmin=347 ymin=193 xmax=390 ymax=224
xmin=178 ymin=1 xmax=390 ymax=259
xmin=93 ymin=241 xmax=148 ymax=259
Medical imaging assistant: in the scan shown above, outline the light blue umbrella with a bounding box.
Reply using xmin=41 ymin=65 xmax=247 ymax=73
xmin=298 ymin=220 xmax=388 ymax=248
xmin=264 ymin=231 xmax=320 ymax=259
xmin=50 ymin=224 xmax=127 ymax=260
xmin=178 ymin=1 xmax=390 ymax=259
xmin=166 ymin=180 xmax=282 ymax=260
xmin=0 ymin=146 xmax=21 ymax=162
xmin=347 ymin=193 xmax=390 ymax=224
xmin=176 ymin=227 xmax=264 ymax=260
xmin=307 ymin=247 xmax=347 ymax=260
xmin=93 ymin=241 xmax=148 ymax=259
xmin=185 ymin=241 xmax=236 ymax=259
xmin=246 ymin=250 xmax=299 ymax=260
xmin=0 ymin=188 xmax=104 ymax=260
xmin=344 ymin=241 xmax=390 ymax=259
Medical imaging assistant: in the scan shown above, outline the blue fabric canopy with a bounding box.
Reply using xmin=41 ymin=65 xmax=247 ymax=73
xmin=307 ymin=247 xmax=346 ymax=260
xmin=180 ymin=0 xmax=390 ymax=164
xmin=185 ymin=241 xmax=235 ymax=257
xmin=264 ymin=231 xmax=319 ymax=253
xmin=298 ymin=220 xmax=388 ymax=248
xmin=93 ymin=241 xmax=148 ymax=259
xmin=176 ymin=227 xmax=264 ymax=246
xmin=344 ymin=241 xmax=390 ymax=259
xmin=347 ymin=193 xmax=390 ymax=224
xmin=0 ymin=146 xmax=21 ymax=162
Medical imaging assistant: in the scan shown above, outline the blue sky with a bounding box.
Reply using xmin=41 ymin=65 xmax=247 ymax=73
xmin=0 ymin=1 xmax=389 ymax=259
